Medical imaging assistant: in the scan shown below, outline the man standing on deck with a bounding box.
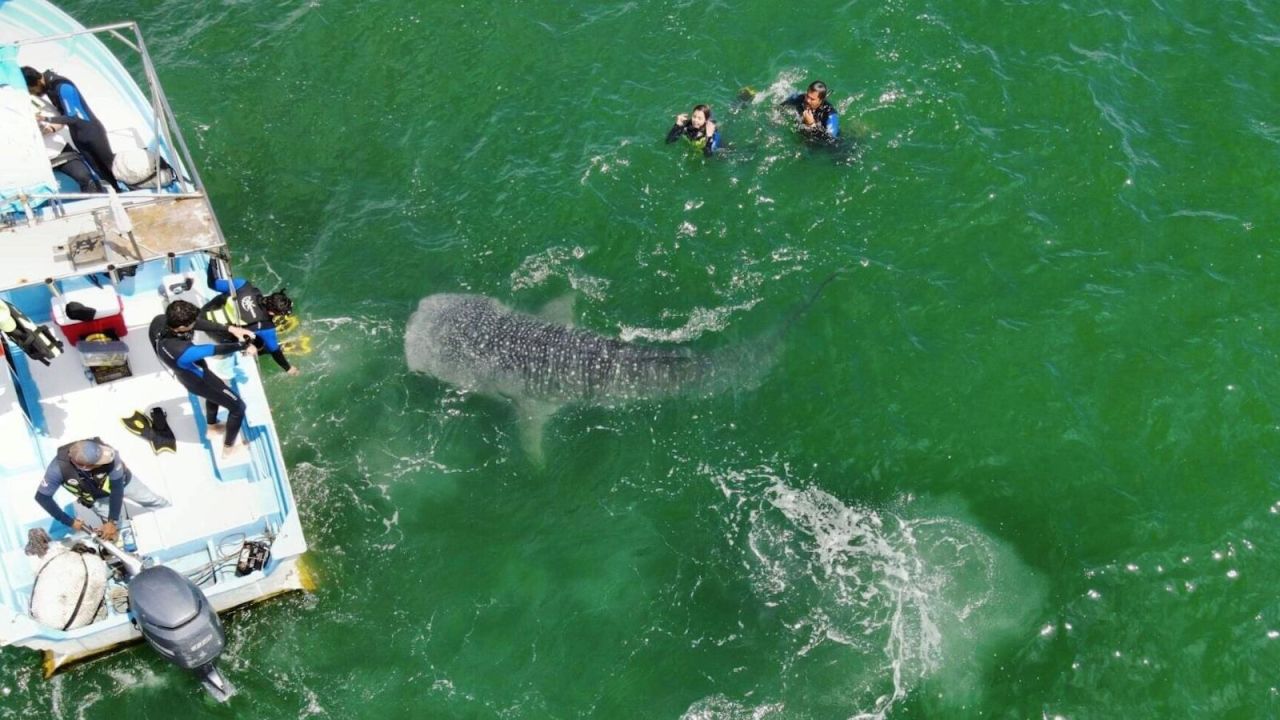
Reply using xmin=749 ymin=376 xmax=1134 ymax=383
xmin=35 ymin=439 xmax=169 ymax=542
xmin=149 ymin=300 xmax=256 ymax=458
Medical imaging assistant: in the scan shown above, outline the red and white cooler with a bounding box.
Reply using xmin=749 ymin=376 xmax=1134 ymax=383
xmin=51 ymin=286 xmax=128 ymax=346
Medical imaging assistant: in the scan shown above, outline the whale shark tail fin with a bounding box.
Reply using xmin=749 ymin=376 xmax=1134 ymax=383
xmin=779 ymin=265 xmax=851 ymax=337
xmin=515 ymin=398 xmax=560 ymax=466
xmin=707 ymin=265 xmax=857 ymax=396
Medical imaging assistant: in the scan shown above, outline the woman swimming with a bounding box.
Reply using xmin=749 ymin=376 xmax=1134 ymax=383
xmin=665 ymin=104 xmax=720 ymax=157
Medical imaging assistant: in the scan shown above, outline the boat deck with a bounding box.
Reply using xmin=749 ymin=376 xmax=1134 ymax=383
xmin=0 ymin=0 xmax=309 ymax=674
xmin=0 ymin=255 xmax=306 ymax=665
xmin=0 ymin=196 xmax=222 ymax=291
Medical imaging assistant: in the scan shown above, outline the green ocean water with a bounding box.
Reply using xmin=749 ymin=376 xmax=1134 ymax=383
xmin=5 ymin=0 xmax=1280 ymax=717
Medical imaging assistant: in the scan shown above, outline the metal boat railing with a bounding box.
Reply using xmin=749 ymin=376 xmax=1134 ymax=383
xmin=3 ymin=21 xmax=231 ymax=290
xmin=10 ymin=21 xmax=216 ymax=228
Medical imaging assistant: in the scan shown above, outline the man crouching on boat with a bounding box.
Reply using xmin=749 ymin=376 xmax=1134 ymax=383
xmin=150 ymin=300 xmax=256 ymax=458
xmin=34 ymin=439 xmax=169 ymax=542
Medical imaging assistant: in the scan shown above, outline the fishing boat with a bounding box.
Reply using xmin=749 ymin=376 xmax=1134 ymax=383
xmin=0 ymin=0 xmax=312 ymax=694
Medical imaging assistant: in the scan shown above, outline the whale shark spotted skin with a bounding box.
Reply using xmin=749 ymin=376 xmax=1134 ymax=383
xmin=404 ymin=293 xmax=745 ymax=460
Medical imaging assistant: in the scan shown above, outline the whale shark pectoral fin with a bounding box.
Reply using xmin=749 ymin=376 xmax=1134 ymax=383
xmin=514 ymin=399 xmax=560 ymax=466
xmin=537 ymin=294 xmax=576 ymax=328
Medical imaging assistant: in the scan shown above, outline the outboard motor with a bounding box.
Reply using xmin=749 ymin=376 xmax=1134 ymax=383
xmin=94 ymin=537 xmax=234 ymax=701
xmin=128 ymin=566 xmax=233 ymax=700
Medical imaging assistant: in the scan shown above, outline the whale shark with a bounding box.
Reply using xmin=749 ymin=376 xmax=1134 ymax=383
xmin=404 ymin=293 xmax=773 ymax=461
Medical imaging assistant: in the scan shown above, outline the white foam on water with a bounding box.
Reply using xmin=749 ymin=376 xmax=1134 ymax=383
xmin=104 ymin=666 xmax=169 ymax=691
xmin=753 ymin=478 xmax=945 ymax=718
xmin=617 ymin=300 xmax=760 ymax=343
xmin=754 ymin=69 xmax=807 ymax=106
xmin=510 ymin=246 xmax=609 ymax=301
xmin=681 ymin=694 xmax=785 ymax=720
xmin=579 ymin=139 xmax=632 ymax=185
xmin=699 ymin=466 xmax=1042 ymax=719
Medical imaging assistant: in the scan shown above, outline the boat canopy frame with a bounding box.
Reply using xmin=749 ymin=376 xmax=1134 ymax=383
xmin=13 ymin=21 xmax=206 ymax=198
xmin=2 ymin=21 xmax=230 ymax=293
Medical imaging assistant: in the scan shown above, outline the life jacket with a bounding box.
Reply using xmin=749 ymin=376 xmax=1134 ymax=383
xmin=203 ymin=283 xmax=270 ymax=330
xmin=52 ymin=438 xmax=126 ymax=505
xmin=682 ymin=124 xmax=709 ymax=145
xmin=1 ymin=301 xmax=64 ymax=366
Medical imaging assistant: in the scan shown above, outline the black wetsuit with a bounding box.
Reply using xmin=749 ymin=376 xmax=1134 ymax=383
xmin=781 ymin=94 xmax=840 ymax=139
xmin=34 ymin=94 xmax=102 ymax=192
xmin=148 ymin=315 xmax=247 ymax=447
xmin=41 ymin=71 xmax=119 ymax=191
xmin=49 ymin=146 xmax=102 ymax=193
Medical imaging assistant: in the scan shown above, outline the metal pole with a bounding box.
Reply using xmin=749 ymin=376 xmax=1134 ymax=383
xmin=133 ymin=25 xmax=202 ymax=196
xmin=27 ymin=191 xmax=205 ymax=201
xmin=11 ymin=22 xmax=137 ymax=46
xmin=128 ymin=23 xmax=169 ymax=194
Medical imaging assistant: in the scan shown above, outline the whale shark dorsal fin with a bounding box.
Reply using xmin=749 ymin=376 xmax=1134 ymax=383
xmin=514 ymin=398 xmax=560 ymax=466
xmin=537 ymin=294 xmax=576 ymax=327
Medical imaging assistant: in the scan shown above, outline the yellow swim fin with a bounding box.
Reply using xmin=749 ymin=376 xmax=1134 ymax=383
xmin=121 ymin=410 xmax=151 ymax=437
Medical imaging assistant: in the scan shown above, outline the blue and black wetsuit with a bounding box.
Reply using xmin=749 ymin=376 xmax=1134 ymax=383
xmin=41 ymin=71 xmax=118 ymax=190
xmin=50 ymin=147 xmax=102 ymax=193
xmin=200 ymin=263 xmax=292 ymax=372
xmin=781 ymin=94 xmax=840 ymax=140
xmin=665 ymin=122 xmax=721 ymax=157
xmin=149 ymin=315 xmax=247 ymax=447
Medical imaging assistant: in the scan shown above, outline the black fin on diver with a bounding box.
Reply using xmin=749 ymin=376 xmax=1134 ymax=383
xmin=122 ymin=411 xmax=151 ymax=436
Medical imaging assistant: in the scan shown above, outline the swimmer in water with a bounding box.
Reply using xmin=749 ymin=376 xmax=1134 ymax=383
xmin=665 ymin=104 xmax=720 ymax=157
xmin=781 ymin=80 xmax=839 ymax=141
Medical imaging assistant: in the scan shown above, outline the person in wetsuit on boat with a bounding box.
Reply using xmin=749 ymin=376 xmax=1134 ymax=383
xmin=34 ymin=439 xmax=169 ymax=542
xmin=149 ymin=300 xmax=255 ymax=457
xmin=665 ymin=104 xmax=720 ymax=157
xmin=22 ymin=66 xmax=119 ymax=191
xmin=200 ymin=254 xmax=300 ymax=376
xmin=30 ymin=94 xmax=102 ymax=193
xmin=781 ymin=80 xmax=840 ymax=141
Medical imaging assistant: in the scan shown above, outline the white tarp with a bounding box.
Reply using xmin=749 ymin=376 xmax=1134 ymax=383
xmin=0 ymin=45 xmax=55 ymax=216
